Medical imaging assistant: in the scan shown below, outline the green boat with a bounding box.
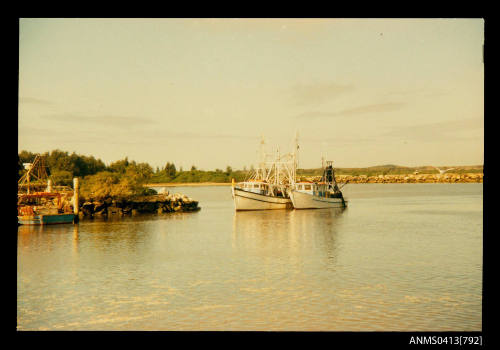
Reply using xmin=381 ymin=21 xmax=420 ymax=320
xmin=18 ymin=192 xmax=76 ymax=225
xmin=18 ymin=155 xmax=77 ymax=225
xmin=18 ymin=213 xmax=76 ymax=225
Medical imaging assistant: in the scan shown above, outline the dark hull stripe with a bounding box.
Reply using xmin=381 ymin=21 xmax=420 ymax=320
xmin=234 ymin=188 xmax=289 ymax=199
xmin=234 ymin=193 xmax=291 ymax=204
xmin=312 ymin=197 xmax=344 ymax=203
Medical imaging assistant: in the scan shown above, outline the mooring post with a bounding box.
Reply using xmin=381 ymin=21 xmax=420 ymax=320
xmin=73 ymin=177 xmax=79 ymax=215
xmin=47 ymin=179 xmax=52 ymax=193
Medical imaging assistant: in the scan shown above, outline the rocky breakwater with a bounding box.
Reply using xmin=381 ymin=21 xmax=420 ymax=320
xmin=331 ymin=173 xmax=483 ymax=184
xmin=79 ymin=192 xmax=200 ymax=218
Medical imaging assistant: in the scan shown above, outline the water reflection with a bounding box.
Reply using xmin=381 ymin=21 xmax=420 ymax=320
xmin=17 ymin=184 xmax=482 ymax=330
xmin=18 ymin=223 xmax=76 ymax=236
xmin=232 ymin=208 xmax=346 ymax=268
xmin=292 ymin=208 xmax=347 ymax=267
xmin=18 ymin=223 xmax=77 ymax=254
xmin=76 ymin=213 xmax=196 ymax=254
xmin=72 ymin=224 xmax=79 ymax=257
xmin=17 ymin=212 xmax=199 ymax=265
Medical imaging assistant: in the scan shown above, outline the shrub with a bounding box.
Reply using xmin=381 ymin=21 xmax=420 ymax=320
xmin=79 ymin=171 xmax=148 ymax=202
xmin=50 ymin=170 xmax=73 ymax=187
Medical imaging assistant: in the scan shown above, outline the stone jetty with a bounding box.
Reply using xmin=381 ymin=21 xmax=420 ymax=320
xmin=319 ymin=173 xmax=483 ymax=184
xmin=79 ymin=192 xmax=199 ymax=218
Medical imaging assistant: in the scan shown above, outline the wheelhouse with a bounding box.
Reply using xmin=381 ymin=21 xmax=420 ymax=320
xmin=294 ymin=182 xmax=328 ymax=196
xmin=294 ymin=182 xmax=314 ymax=194
xmin=294 ymin=182 xmax=342 ymax=199
xmin=237 ymin=181 xmax=269 ymax=195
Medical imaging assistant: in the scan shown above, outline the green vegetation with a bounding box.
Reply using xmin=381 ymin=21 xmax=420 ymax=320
xmin=18 ymin=149 xmax=483 ymax=200
xmin=78 ymin=171 xmax=156 ymax=202
xmin=149 ymin=165 xmax=248 ymax=184
xmin=18 ymin=150 xmax=107 ymax=186
xmin=17 ymin=150 xmax=250 ymax=200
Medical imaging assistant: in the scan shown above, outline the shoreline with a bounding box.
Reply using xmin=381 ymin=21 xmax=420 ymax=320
xmin=333 ymin=173 xmax=483 ymax=184
xmin=145 ymin=173 xmax=483 ymax=187
xmin=144 ymin=182 xmax=232 ymax=187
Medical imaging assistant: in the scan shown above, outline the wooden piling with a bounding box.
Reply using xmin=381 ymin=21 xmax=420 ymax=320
xmin=73 ymin=178 xmax=79 ymax=215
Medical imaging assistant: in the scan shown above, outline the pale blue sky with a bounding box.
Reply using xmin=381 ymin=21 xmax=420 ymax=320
xmin=19 ymin=18 xmax=484 ymax=170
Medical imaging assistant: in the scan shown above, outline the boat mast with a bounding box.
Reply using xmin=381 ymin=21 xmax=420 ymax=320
xmin=293 ymin=131 xmax=299 ymax=186
xmin=331 ymin=161 xmax=340 ymax=191
xmin=276 ymin=146 xmax=280 ymax=186
xmin=259 ymin=135 xmax=266 ymax=180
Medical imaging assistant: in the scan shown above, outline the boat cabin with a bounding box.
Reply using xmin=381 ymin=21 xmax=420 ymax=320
xmin=294 ymin=182 xmax=314 ymax=195
xmin=294 ymin=182 xmax=342 ymax=199
xmin=237 ymin=181 xmax=289 ymax=198
xmin=237 ymin=181 xmax=269 ymax=195
xmin=17 ymin=192 xmax=72 ymax=216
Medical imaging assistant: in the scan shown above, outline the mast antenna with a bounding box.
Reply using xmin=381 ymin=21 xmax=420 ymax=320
xmin=293 ymin=130 xmax=299 ymax=184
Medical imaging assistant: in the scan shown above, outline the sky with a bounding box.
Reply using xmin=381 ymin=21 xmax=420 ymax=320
xmin=18 ymin=18 xmax=484 ymax=170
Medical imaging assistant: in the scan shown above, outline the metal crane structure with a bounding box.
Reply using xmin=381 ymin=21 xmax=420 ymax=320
xmin=18 ymin=155 xmax=49 ymax=195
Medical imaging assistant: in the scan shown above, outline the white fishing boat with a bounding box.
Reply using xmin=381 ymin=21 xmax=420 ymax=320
xmin=231 ymin=136 xmax=297 ymax=211
xmin=289 ymin=161 xmax=347 ymax=209
xmin=232 ymin=180 xmax=292 ymax=210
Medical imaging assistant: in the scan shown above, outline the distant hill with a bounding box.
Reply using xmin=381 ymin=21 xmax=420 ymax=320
xmin=297 ymin=165 xmax=483 ymax=177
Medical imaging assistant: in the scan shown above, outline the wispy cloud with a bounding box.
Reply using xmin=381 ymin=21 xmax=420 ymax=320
xmin=301 ymin=135 xmax=377 ymax=145
xmin=40 ymin=113 xmax=157 ymax=126
xmin=19 ymin=124 xmax=257 ymax=145
xmin=19 ymin=97 xmax=53 ymax=105
xmin=296 ymin=102 xmax=406 ymax=119
xmin=383 ymin=117 xmax=483 ymax=142
xmin=129 ymin=129 xmax=259 ymax=141
xmin=291 ymin=82 xmax=354 ymax=106
xmin=384 ymin=87 xmax=448 ymax=99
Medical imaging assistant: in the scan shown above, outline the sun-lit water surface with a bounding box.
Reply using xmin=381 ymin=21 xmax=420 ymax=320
xmin=17 ymin=183 xmax=482 ymax=331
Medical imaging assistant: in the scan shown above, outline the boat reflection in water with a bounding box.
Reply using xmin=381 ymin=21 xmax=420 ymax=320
xmin=232 ymin=207 xmax=347 ymax=267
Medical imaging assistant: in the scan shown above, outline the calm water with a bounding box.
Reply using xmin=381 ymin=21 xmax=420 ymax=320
xmin=17 ymin=183 xmax=483 ymax=331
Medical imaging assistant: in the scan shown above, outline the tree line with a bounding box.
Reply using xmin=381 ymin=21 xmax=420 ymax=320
xmin=20 ymin=150 xmax=479 ymax=199
xmin=18 ymin=150 xmax=248 ymax=200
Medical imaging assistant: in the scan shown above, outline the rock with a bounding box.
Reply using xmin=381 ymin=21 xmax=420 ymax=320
xmin=121 ymin=205 xmax=133 ymax=215
xmin=93 ymin=201 xmax=106 ymax=213
xmin=77 ymin=192 xmax=200 ymax=219
xmin=81 ymin=202 xmax=94 ymax=216
xmin=107 ymin=206 xmax=123 ymax=215
xmin=94 ymin=208 xmax=107 ymax=216
xmin=158 ymin=187 xmax=168 ymax=194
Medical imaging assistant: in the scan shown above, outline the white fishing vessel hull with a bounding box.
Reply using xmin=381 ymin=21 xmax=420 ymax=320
xmin=290 ymin=190 xmax=346 ymax=209
xmin=232 ymin=187 xmax=292 ymax=211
